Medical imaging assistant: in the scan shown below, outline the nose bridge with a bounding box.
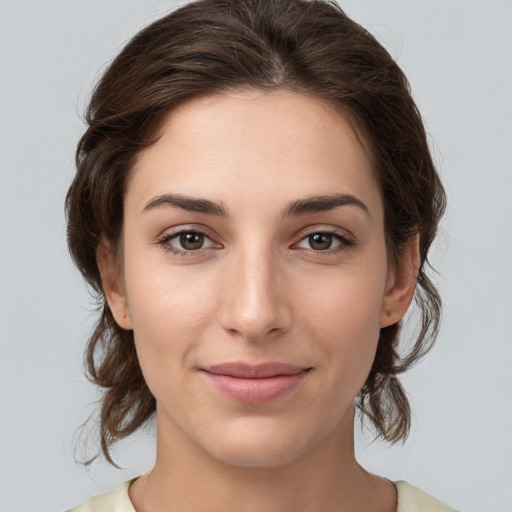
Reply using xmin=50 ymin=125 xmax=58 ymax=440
xmin=219 ymin=242 xmax=290 ymax=341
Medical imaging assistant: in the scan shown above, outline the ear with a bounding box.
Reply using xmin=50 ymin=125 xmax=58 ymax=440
xmin=96 ymin=238 xmax=133 ymax=330
xmin=379 ymin=235 xmax=420 ymax=328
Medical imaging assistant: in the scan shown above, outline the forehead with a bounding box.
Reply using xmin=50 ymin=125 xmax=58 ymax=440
xmin=128 ymin=89 xmax=383 ymax=222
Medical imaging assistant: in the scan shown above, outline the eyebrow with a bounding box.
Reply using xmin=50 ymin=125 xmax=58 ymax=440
xmin=143 ymin=193 xmax=228 ymax=216
xmin=281 ymin=194 xmax=370 ymax=218
xmin=142 ymin=192 xmax=370 ymax=219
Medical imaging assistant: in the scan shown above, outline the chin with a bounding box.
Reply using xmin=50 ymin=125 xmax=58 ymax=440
xmin=202 ymin=417 xmax=319 ymax=469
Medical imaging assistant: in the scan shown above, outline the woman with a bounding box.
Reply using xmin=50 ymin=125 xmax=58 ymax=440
xmin=66 ymin=0 xmax=454 ymax=510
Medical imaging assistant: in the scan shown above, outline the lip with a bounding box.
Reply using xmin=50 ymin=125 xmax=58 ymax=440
xmin=201 ymin=362 xmax=311 ymax=405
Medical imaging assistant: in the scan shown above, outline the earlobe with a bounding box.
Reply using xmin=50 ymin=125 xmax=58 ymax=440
xmin=96 ymin=238 xmax=133 ymax=330
xmin=379 ymin=235 xmax=420 ymax=328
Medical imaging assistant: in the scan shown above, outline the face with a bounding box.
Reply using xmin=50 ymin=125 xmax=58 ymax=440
xmin=100 ymin=89 xmax=416 ymax=468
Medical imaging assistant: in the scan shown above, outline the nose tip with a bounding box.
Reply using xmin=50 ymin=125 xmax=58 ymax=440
xmin=226 ymin=297 xmax=282 ymax=341
xmin=217 ymin=254 xmax=291 ymax=342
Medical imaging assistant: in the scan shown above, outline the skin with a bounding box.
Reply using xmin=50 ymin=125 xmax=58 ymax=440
xmin=98 ymin=89 xmax=418 ymax=512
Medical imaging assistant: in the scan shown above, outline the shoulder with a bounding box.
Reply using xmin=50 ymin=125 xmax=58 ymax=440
xmin=66 ymin=480 xmax=136 ymax=512
xmin=395 ymin=481 xmax=459 ymax=512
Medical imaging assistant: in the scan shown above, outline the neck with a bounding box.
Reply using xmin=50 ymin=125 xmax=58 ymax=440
xmin=130 ymin=406 xmax=396 ymax=512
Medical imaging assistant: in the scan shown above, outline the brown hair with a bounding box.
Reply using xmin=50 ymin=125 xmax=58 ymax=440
xmin=66 ymin=0 xmax=445 ymax=465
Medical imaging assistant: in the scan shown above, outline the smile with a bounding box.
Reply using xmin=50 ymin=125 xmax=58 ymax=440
xmin=201 ymin=362 xmax=311 ymax=404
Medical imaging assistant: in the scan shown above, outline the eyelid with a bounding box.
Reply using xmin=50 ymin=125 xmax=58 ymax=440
xmin=156 ymin=224 xmax=219 ymax=242
xmin=294 ymin=225 xmax=355 ymax=242
xmin=156 ymin=225 xmax=223 ymax=256
xmin=168 ymin=231 xmax=216 ymax=249
xmin=291 ymin=226 xmax=356 ymax=252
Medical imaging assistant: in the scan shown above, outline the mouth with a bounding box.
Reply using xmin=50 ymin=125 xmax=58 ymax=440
xmin=201 ymin=362 xmax=311 ymax=404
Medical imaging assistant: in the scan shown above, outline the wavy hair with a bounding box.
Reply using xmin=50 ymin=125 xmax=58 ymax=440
xmin=66 ymin=0 xmax=446 ymax=465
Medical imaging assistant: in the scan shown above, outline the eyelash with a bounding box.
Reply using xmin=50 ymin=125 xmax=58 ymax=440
xmin=293 ymin=228 xmax=355 ymax=256
xmin=156 ymin=227 xmax=355 ymax=258
xmin=156 ymin=229 xmax=217 ymax=258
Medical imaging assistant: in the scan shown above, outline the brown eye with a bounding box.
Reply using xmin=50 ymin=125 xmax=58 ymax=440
xmin=179 ymin=232 xmax=205 ymax=250
xmin=158 ymin=229 xmax=218 ymax=256
xmin=308 ymin=233 xmax=334 ymax=251
xmin=295 ymin=231 xmax=354 ymax=253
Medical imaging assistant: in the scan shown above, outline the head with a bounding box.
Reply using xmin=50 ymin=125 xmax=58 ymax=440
xmin=66 ymin=0 xmax=445 ymax=466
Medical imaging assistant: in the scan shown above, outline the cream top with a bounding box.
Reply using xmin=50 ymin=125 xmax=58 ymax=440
xmin=68 ymin=479 xmax=457 ymax=511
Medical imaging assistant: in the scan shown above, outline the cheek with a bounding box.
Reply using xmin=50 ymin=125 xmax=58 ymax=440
xmin=122 ymin=260 xmax=218 ymax=390
xmin=297 ymin=263 xmax=387 ymax=377
xmin=300 ymin=264 xmax=386 ymax=334
xmin=124 ymin=238 xmax=216 ymax=331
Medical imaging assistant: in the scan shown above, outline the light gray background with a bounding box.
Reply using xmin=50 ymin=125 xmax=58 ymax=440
xmin=1 ymin=1 xmax=511 ymax=511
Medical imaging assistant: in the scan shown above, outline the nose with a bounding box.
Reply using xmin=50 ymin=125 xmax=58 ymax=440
xmin=217 ymin=247 xmax=292 ymax=342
